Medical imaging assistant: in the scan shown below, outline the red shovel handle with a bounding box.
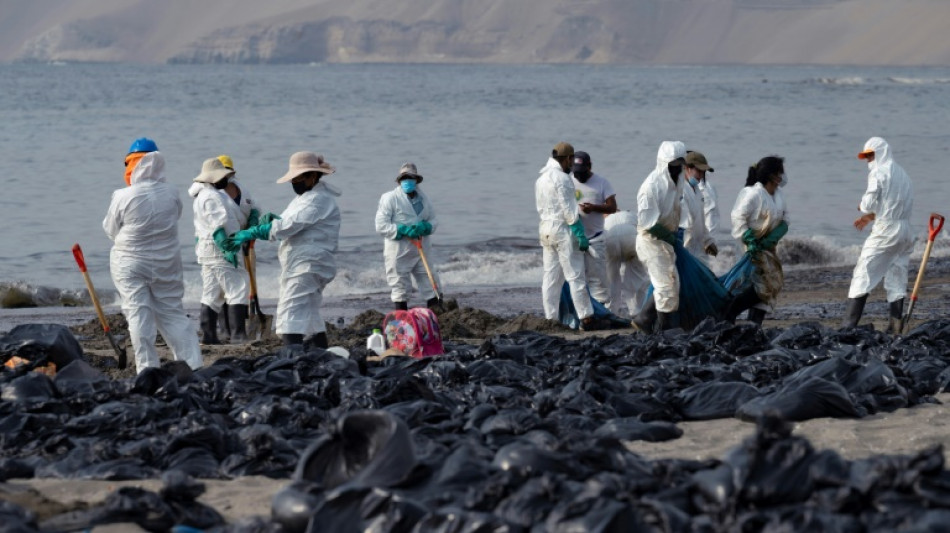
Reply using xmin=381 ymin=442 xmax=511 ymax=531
xmin=72 ymin=243 xmax=87 ymax=272
xmin=929 ymin=213 xmax=945 ymax=242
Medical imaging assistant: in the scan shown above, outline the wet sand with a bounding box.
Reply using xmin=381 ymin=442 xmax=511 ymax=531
xmin=4 ymin=257 xmax=950 ymax=523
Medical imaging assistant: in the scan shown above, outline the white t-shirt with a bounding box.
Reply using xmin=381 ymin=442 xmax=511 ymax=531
xmin=571 ymin=172 xmax=615 ymax=238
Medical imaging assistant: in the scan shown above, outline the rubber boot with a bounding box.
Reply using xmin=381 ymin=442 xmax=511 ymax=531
xmin=282 ymin=334 xmax=304 ymax=346
xmin=305 ymin=332 xmax=328 ymax=349
xmin=228 ymin=304 xmax=249 ymax=344
xmin=748 ymin=308 xmax=767 ymax=326
xmin=220 ymin=302 xmax=231 ymax=341
xmin=394 ymin=301 xmax=408 ymax=311
xmin=426 ymin=296 xmax=443 ymax=311
xmin=886 ymin=298 xmax=904 ymax=335
xmin=632 ymin=297 xmax=657 ymax=333
xmin=840 ymin=294 xmax=868 ymax=329
xmin=725 ymin=287 xmax=761 ymax=324
xmin=656 ymin=311 xmax=673 ymax=332
xmin=199 ymin=305 xmax=221 ymax=345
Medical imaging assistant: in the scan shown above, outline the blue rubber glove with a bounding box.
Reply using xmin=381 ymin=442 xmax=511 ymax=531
xmin=415 ymin=220 xmax=433 ymax=237
xmin=646 ymin=223 xmax=676 ymax=245
xmin=259 ymin=212 xmax=282 ymax=225
xmin=759 ymin=221 xmax=788 ymax=250
xmin=742 ymin=228 xmax=761 ymax=254
xmin=396 ymin=224 xmax=414 ymax=240
xmin=246 ymin=208 xmax=260 ymax=228
xmin=568 ymin=221 xmax=589 ymax=252
xmin=231 ymin=223 xmax=272 ymax=247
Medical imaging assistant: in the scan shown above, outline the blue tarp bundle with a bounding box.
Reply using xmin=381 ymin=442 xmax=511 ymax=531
xmin=720 ymin=252 xmax=756 ymax=296
xmin=558 ymin=282 xmax=631 ymax=330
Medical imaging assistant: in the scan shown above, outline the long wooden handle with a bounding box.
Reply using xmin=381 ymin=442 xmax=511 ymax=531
xmin=73 ymin=244 xmax=111 ymax=334
xmin=908 ymin=238 xmax=936 ymax=304
xmin=413 ymin=239 xmax=440 ymax=298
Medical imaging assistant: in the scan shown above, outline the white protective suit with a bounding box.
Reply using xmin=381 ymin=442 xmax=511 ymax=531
xmin=636 ymin=141 xmax=686 ymax=313
xmin=102 ymin=151 xmax=202 ymax=372
xmin=731 ymin=182 xmax=790 ymax=310
xmin=374 ymin=186 xmax=442 ymax=303
xmin=698 ymin=179 xmax=720 ymax=236
xmin=680 ymin=180 xmax=716 ymax=263
xmin=604 ymin=211 xmax=650 ymax=317
xmin=572 ymin=171 xmax=614 ymax=306
xmin=848 ymin=137 xmax=914 ymax=301
xmin=536 ymin=157 xmax=593 ymax=321
xmin=189 ymin=182 xmax=249 ymax=312
xmin=269 ymin=180 xmax=341 ymax=336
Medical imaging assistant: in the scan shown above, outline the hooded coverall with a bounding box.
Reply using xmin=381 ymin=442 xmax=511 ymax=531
xmin=375 ymin=185 xmax=442 ymax=303
xmin=604 ymin=210 xmax=650 ymax=317
xmin=189 ymin=182 xmax=249 ymax=312
xmin=731 ymin=182 xmax=790 ymax=311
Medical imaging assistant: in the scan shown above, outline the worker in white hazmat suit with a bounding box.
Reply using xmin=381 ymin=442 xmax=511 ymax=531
xmin=230 ymin=152 xmax=340 ymax=348
xmin=604 ymin=210 xmax=650 ymax=317
xmin=188 ymin=157 xmax=249 ymax=345
xmin=632 ymin=141 xmax=687 ymax=333
xmin=842 ymin=137 xmax=914 ymax=332
xmin=102 ymin=138 xmax=202 ymax=373
xmin=570 ymin=151 xmax=617 ymax=307
xmin=680 ymin=151 xmax=719 ymax=264
xmin=694 ymin=153 xmax=720 ymax=239
xmin=374 ymin=162 xmax=443 ymax=310
xmin=723 ymin=156 xmax=790 ymax=325
xmin=536 ymin=142 xmax=603 ymax=330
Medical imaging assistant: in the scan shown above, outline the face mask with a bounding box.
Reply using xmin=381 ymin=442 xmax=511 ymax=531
xmin=400 ymin=179 xmax=417 ymax=193
xmin=292 ymin=180 xmax=311 ymax=195
xmin=124 ymin=152 xmax=145 ymax=186
xmin=688 ymin=177 xmax=699 ymax=188
xmin=213 ymin=178 xmax=229 ymax=190
xmin=779 ymin=173 xmax=788 ymax=188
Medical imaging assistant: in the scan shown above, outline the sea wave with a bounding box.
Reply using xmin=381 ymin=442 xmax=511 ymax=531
xmin=888 ymin=77 xmax=950 ymax=85
xmin=0 ymin=281 xmax=92 ymax=309
xmin=813 ymin=77 xmax=866 ymax=86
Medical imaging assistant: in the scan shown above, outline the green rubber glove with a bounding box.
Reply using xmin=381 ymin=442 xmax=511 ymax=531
xmin=231 ymin=223 xmax=272 ymax=246
xmin=742 ymin=228 xmax=761 ymax=254
xmin=213 ymin=227 xmax=239 ymax=253
xmin=246 ymin=208 xmax=260 ymax=228
xmin=646 ymin=223 xmax=676 ymax=245
xmin=568 ymin=221 xmax=589 ymax=252
xmin=415 ymin=220 xmax=433 ymax=237
xmin=396 ymin=224 xmax=414 ymax=240
xmin=222 ymin=249 xmax=239 ymax=268
xmin=259 ymin=212 xmax=281 ymax=225
xmin=759 ymin=221 xmax=789 ymax=250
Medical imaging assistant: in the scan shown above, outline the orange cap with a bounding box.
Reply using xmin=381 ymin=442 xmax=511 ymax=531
xmin=857 ymin=150 xmax=874 ymax=160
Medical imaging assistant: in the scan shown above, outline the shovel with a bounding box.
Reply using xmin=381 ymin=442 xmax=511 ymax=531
xmin=72 ymin=244 xmax=127 ymax=369
xmin=243 ymin=241 xmax=269 ymax=340
xmin=412 ymin=239 xmax=442 ymax=305
xmin=902 ymin=213 xmax=945 ymax=333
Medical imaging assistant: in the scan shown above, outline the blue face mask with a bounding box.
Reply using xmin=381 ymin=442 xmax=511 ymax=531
xmin=400 ymin=179 xmax=417 ymax=193
xmin=687 ymin=177 xmax=699 ymax=188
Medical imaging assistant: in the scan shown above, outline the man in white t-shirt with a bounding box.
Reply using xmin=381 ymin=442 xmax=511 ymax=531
xmin=571 ymin=151 xmax=617 ymax=306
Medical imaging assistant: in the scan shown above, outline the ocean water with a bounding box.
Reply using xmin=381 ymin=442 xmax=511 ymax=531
xmin=1 ymin=63 xmax=949 ymax=311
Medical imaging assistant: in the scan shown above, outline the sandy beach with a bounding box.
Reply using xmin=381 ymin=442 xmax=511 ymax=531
xmin=3 ymin=256 xmax=950 ymax=525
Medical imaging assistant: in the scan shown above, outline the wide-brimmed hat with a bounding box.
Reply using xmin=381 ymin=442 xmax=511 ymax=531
xmin=277 ymin=152 xmax=336 ymax=183
xmin=396 ymin=162 xmax=423 ymax=183
xmin=685 ymin=151 xmax=714 ymax=172
xmin=194 ymin=157 xmax=235 ymax=184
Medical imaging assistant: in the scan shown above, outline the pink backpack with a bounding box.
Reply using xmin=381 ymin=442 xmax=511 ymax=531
xmin=382 ymin=308 xmax=444 ymax=358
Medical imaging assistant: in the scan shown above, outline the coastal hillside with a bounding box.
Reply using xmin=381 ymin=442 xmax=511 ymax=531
xmin=1 ymin=0 xmax=948 ymax=65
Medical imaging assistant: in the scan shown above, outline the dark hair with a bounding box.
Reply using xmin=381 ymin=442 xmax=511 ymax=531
xmin=745 ymin=156 xmax=785 ymax=187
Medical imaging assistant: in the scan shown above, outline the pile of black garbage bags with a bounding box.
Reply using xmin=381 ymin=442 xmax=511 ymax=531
xmin=4 ymin=319 xmax=950 ymax=531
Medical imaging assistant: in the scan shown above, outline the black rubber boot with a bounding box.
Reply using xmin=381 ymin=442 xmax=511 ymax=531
xmin=305 ymin=332 xmax=328 ymax=349
xmin=426 ymin=296 xmax=443 ymax=311
xmin=841 ymin=294 xmax=868 ymax=329
xmin=748 ymin=308 xmax=767 ymax=326
xmin=394 ymin=301 xmax=408 ymax=311
xmin=886 ymin=298 xmax=904 ymax=334
xmin=282 ymin=334 xmax=304 ymax=346
xmin=199 ymin=305 xmax=221 ymax=345
xmin=220 ymin=302 xmax=231 ymax=341
xmin=228 ymin=304 xmax=249 ymax=344
xmin=725 ymin=287 xmax=761 ymax=324
xmin=656 ymin=311 xmax=673 ymax=332
xmin=632 ymin=298 xmax=657 ymax=333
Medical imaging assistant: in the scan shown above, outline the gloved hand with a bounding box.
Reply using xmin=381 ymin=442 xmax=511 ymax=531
xmin=222 ymin=249 xmax=239 ymax=268
xmin=646 ymin=223 xmax=676 ymax=245
xmin=396 ymin=224 xmax=415 ymax=240
xmin=705 ymin=242 xmax=719 ymax=256
xmin=414 ymin=220 xmax=433 ymax=237
xmin=568 ymin=221 xmax=589 ymax=252
xmin=230 ymin=223 xmax=272 ymax=247
xmin=213 ymin=227 xmax=240 ymax=253
xmin=759 ymin=221 xmax=788 ymax=250
xmin=742 ymin=228 xmax=761 ymax=254
xmin=259 ymin=212 xmax=282 ymax=225
xmin=246 ymin=209 xmax=261 ymax=228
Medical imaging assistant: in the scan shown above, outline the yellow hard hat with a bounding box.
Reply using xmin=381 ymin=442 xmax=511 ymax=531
xmin=217 ymin=154 xmax=234 ymax=170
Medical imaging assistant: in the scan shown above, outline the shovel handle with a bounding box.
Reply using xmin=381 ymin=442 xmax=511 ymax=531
xmin=928 ymin=213 xmax=945 ymax=242
xmin=72 ymin=243 xmax=87 ymax=272
xmin=73 ymin=244 xmax=127 ymax=368
xmin=412 ymin=239 xmax=441 ymax=300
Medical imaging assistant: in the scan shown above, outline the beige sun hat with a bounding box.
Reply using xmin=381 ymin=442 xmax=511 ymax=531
xmin=277 ymin=151 xmax=336 ymax=183
xmin=194 ymin=157 xmax=235 ymax=184
xmin=396 ymin=162 xmax=423 ymax=183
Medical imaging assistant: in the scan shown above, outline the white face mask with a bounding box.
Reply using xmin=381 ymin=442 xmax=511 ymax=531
xmin=779 ymin=173 xmax=788 ymax=188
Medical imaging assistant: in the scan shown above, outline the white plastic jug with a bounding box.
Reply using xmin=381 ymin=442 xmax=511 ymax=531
xmin=366 ymin=328 xmax=386 ymax=355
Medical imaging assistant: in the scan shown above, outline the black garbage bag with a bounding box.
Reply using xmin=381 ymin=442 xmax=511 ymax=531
xmin=410 ymin=507 xmax=516 ymax=533
xmin=159 ymin=470 xmax=225 ymax=530
xmin=736 ymin=376 xmax=864 ymax=422
xmin=675 ymin=381 xmax=761 ymax=420
xmin=0 ymin=372 xmax=59 ymax=408
xmin=0 ymin=323 xmax=81 ymax=369
xmin=0 ymin=499 xmax=39 ymax=533
xmin=592 ymin=418 xmax=683 ymax=442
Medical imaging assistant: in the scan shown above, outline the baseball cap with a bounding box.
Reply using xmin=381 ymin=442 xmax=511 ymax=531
xmin=685 ymin=151 xmax=714 ymax=172
xmin=552 ymin=142 xmax=574 ymax=159
xmin=571 ymin=151 xmax=591 ymax=173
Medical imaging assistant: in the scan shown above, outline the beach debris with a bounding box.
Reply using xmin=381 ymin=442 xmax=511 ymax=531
xmin=0 ymin=324 xmax=81 ymax=373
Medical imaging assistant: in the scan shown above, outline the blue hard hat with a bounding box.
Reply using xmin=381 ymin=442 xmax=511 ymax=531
xmin=128 ymin=137 xmax=158 ymax=154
